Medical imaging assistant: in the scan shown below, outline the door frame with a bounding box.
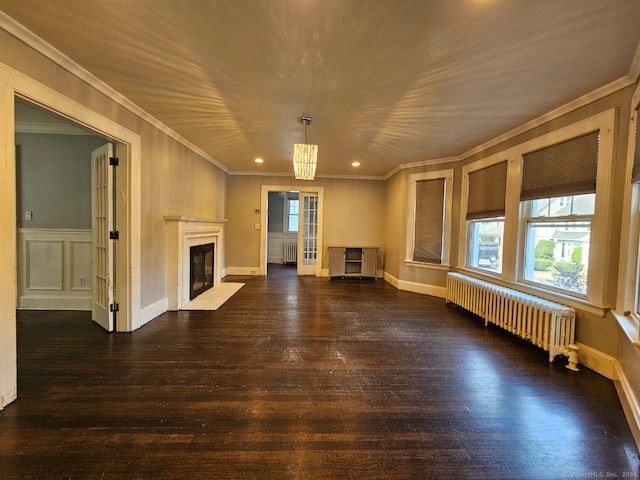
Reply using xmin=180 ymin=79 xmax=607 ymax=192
xmin=260 ymin=184 xmax=324 ymax=276
xmin=1 ymin=56 xmax=143 ymax=410
xmin=2 ymin=67 xmax=141 ymax=332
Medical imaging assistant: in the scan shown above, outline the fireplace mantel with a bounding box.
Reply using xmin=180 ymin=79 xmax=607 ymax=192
xmin=164 ymin=216 xmax=227 ymax=310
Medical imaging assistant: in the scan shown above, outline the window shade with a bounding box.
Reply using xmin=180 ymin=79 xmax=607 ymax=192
xmin=632 ymin=104 xmax=640 ymax=183
xmin=466 ymin=161 xmax=507 ymax=220
xmin=414 ymin=178 xmax=444 ymax=263
xmin=521 ymin=130 xmax=599 ymax=201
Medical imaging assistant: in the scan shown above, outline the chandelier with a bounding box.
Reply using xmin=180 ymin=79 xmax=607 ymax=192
xmin=293 ymin=116 xmax=317 ymax=180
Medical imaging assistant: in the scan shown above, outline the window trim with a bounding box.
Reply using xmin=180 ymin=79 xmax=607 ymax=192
xmin=284 ymin=196 xmax=299 ymax=233
xmin=616 ymin=83 xmax=640 ymax=341
xmin=459 ymin=108 xmax=615 ymax=310
xmin=459 ymin=155 xmax=515 ymax=280
xmin=405 ymin=169 xmax=454 ymax=268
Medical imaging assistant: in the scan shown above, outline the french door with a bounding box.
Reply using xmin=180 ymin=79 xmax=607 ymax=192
xmin=297 ymin=192 xmax=319 ymax=275
xmin=91 ymin=143 xmax=115 ymax=331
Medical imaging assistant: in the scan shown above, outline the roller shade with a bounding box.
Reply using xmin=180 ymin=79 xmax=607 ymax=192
xmin=414 ymin=178 xmax=444 ymax=263
xmin=466 ymin=161 xmax=507 ymax=220
xmin=521 ymin=130 xmax=599 ymax=201
xmin=632 ymin=104 xmax=640 ymax=183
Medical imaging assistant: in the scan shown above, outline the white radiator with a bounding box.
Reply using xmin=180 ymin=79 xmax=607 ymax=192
xmin=284 ymin=243 xmax=297 ymax=263
xmin=446 ymin=272 xmax=575 ymax=362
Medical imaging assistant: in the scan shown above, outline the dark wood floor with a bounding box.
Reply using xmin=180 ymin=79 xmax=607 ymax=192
xmin=1 ymin=267 xmax=639 ymax=479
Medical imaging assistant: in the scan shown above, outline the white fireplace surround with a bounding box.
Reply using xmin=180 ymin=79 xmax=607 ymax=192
xmin=164 ymin=216 xmax=227 ymax=310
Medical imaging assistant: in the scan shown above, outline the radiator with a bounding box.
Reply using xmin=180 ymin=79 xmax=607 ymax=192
xmin=446 ymin=272 xmax=575 ymax=362
xmin=284 ymin=242 xmax=297 ymax=263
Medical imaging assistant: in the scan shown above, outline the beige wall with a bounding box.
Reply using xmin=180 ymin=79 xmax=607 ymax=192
xmin=226 ymin=175 xmax=386 ymax=271
xmin=139 ymin=129 xmax=226 ymax=307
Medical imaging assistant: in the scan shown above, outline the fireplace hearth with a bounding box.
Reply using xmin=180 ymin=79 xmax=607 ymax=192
xmin=190 ymin=243 xmax=214 ymax=300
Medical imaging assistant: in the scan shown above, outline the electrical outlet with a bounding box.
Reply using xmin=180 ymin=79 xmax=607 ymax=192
xmin=24 ymin=211 xmax=32 ymax=221
xmin=79 ymin=277 xmax=86 ymax=287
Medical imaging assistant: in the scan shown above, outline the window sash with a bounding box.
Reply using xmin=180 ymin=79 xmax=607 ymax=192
xmin=522 ymin=217 xmax=590 ymax=297
xmin=467 ymin=219 xmax=504 ymax=273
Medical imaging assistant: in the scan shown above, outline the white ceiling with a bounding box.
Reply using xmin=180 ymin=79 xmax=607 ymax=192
xmin=2 ymin=0 xmax=640 ymax=178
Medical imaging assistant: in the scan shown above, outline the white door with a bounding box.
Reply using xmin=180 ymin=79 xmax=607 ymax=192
xmin=91 ymin=144 xmax=114 ymax=332
xmin=297 ymin=193 xmax=319 ymax=275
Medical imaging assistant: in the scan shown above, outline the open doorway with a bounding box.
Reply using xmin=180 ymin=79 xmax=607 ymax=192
xmin=14 ymin=98 xmax=126 ymax=332
xmin=266 ymin=191 xmax=299 ymax=275
xmin=260 ymin=185 xmax=324 ymax=277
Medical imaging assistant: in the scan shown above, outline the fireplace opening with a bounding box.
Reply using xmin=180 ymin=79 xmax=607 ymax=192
xmin=190 ymin=243 xmax=214 ymax=300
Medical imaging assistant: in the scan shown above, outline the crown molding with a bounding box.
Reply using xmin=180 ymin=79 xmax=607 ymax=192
xmin=0 ymin=11 xmax=230 ymax=174
xmin=384 ymin=155 xmax=460 ymax=180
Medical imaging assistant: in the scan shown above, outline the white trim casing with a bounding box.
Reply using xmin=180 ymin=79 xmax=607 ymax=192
xmin=0 ymin=80 xmax=17 ymax=409
xmin=0 ymin=63 xmax=142 ymax=332
xmin=617 ymin=83 xmax=640 ymax=339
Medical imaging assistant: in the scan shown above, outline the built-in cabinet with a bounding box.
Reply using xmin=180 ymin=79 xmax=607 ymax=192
xmin=328 ymin=247 xmax=378 ymax=279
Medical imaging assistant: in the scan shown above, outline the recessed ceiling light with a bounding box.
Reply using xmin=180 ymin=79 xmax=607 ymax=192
xmin=352 ymin=161 xmax=360 ymax=167
xmin=255 ymin=158 xmax=264 ymax=163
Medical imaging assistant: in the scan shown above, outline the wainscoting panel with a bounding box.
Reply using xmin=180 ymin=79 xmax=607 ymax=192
xmin=267 ymin=232 xmax=297 ymax=264
xmin=267 ymin=233 xmax=284 ymax=264
xmin=18 ymin=228 xmax=92 ymax=310
xmin=25 ymin=239 xmax=63 ymax=290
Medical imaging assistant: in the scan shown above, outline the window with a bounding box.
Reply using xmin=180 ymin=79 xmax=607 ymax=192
xmin=407 ymin=170 xmax=453 ymax=266
xmin=522 ymin=194 xmax=594 ymax=296
xmin=459 ymin=109 xmax=614 ymax=310
xmin=465 ymin=161 xmax=507 ymax=273
xmin=287 ymin=198 xmax=299 ymax=232
xmin=520 ymin=131 xmax=599 ymax=297
xmin=468 ymin=219 xmax=504 ymax=271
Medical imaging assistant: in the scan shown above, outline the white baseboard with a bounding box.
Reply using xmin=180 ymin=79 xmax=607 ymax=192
xmin=575 ymin=342 xmax=616 ymax=379
xmin=383 ymin=271 xmax=446 ymax=298
xmin=383 ymin=271 xmax=400 ymax=288
xmin=137 ymin=297 xmax=168 ymax=330
xmin=18 ymin=296 xmax=91 ymax=310
xmin=614 ymin=360 xmax=640 ymax=451
xmin=225 ymin=267 xmax=261 ymax=276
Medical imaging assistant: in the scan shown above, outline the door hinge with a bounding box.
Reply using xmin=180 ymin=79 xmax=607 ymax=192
xmin=110 ymin=303 xmax=119 ymax=312
xmin=110 ymin=230 xmax=119 ymax=240
xmin=109 ymin=156 xmax=119 ymax=166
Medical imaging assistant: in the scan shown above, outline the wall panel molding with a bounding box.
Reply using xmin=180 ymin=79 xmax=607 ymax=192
xmin=18 ymin=228 xmax=91 ymax=310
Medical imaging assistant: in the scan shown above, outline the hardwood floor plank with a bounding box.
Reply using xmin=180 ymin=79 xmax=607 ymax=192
xmin=1 ymin=272 xmax=638 ymax=479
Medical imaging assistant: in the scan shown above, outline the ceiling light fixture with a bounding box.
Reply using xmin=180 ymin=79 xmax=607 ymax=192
xmin=293 ymin=116 xmax=317 ymax=180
